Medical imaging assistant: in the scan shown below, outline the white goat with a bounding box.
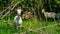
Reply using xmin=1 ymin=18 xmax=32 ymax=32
xmin=42 ymin=9 xmax=56 ymax=21
xmin=14 ymin=8 xmax=22 ymax=30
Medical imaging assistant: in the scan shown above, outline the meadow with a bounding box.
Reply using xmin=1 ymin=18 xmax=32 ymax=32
xmin=0 ymin=16 xmax=60 ymax=34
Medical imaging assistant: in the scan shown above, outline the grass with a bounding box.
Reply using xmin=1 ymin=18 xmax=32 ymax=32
xmin=0 ymin=16 xmax=60 ymax=34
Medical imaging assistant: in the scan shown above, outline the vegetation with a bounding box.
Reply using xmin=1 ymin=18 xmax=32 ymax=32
xmin=0 ymin=0 xmax=60 ymax=34
xmin=0 ymin=18 xmax=60 ymax=34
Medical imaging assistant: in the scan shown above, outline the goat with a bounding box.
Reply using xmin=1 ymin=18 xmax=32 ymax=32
xmin=42 ymin=9 xmax=56 ymax=21
xmin=14 ymin=8 xmax=22 ymax=30
xmin=22 ymin=12 xmax=34 ymax=20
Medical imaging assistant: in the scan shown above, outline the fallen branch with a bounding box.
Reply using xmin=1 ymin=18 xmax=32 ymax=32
xmin=37 ymin=23 xmax=58 ymax=30
xmin=1 ymin=11 xmax=10 ymax=19
xmin=1 ymin=2 xmax=20 ymax=19
xmin=0 ymin=0 xmax=14 ymax=15
xmin=0 ymin=7 xmax=8 ymax=14
xmin=29 ymin=23 xmax=58 ymax=32
xmin=24 ymin=23 xmax=58 ymax=33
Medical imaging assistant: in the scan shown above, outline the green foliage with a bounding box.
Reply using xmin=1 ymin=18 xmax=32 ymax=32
xmin=55 ymin=0 xmax=60 ymax=4
xmin=0 ymin=0 xmax=60 ymax=19
xmin=0 ymin=19 xmax=59 ymax=34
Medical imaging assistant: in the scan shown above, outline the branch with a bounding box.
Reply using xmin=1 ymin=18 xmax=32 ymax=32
xmin=1 ymin=2 xmax=20 ymax=19
xmin=0 ymin=6 xmax=11 ymax=15
xmin=0 ymin=0 xmax=14 ymax=15
xmin=30 ymin=23 xmax=58 ymax=32
xmin=21 ymin=23 xmax=58 ymax=33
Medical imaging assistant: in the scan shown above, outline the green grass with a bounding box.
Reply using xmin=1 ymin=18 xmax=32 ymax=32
xmin=0 ymin=16 xmax=60 ymax=34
